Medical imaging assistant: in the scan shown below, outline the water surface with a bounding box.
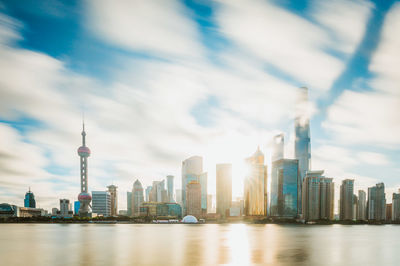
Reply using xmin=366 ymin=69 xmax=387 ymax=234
xmin=0 ymin=224 xmax=399 ymax=265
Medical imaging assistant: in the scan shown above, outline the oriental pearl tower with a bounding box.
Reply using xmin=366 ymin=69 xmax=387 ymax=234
xmin=77 ymin=122 xmax=91 ymax=217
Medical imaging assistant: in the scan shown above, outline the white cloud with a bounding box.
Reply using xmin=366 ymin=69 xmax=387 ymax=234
xmin=85 ymin=0 xmax=203 ymax=58
xmin=357 ymin=151 xmax=389 ymax=166
xmin=215 ymin=0 xmax=371 ymax=91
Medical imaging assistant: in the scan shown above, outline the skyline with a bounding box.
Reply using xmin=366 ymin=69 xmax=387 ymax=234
xmin=0 ymin=0 xmax=399 ymax=211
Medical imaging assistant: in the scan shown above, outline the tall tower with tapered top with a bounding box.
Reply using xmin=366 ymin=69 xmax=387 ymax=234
xmin=77 ymin=122 xmax=92 ymax=217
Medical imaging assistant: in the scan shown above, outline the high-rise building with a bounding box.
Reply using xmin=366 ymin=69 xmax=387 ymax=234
xmin=356 ymin=190 xmax=367 ymax=221
xmin=272 ymin=134 xmax=284 ymax=162
xmin=24 ymin=188 xmax=36 ymax=208
xmin=181 ymin=156 xmax=207 ymax=216
xmin=132 ymin=179 xmax=144 ymax=217
xmin=367 ymin=183 xmax=386 ymax=221
xmin=244 ymin=147 xmax=267 ymax=216
xmin=176 ymin=189 xmax=182 ymax=207
xmin=392 ymin=190 xmax=400 ymax=221
xmin=92 ymin=191 xmax=111 ymax=217
xmin=77 ymin=123 xmax=92 ymax=217
xmin=74 ymin=201 xmax=80 ymax=215
xmin=167 ymin=175 xmax=174 ymax=203
xmin=186 ymin=181 xmax=202 ymax=218
xmin=340 ymin=179 xmax=354 ymax=220
xmin=302 ymin=171 xmax=334 ymax=221
xmin=127 ymin=191 xmax=132 ymax=216
xmin=216 ymin=163 xmax=232 ymax=218
xmin=150 ymin=180 xmax=168 ymax=203
xmin=107 ymin=185 xmax=118 ymax=216
xmin=59 ymin=199 xmax=73 ymax=218
xmin=386 ymin=203 xmax=392 ymax=221
xmin=145 ymin=186 xmax=152 ymax=202
xmin=207 ymin=194 xmax=213 ymax=213
xmin=270 ymin=159 xmax=300 ymax=218
xmin=295 ymin=87 xmax=311 ymax=216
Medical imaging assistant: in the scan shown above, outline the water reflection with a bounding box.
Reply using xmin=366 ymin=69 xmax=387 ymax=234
xmin=0 ymin=224 xmax=399 ymax=265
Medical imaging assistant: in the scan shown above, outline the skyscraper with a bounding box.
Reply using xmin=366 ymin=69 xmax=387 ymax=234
xmin=340 ymin=179 xmax=354 ymax=220
xmin=367 ymin=183 xmax=386 ymax=221
xmin=356 ymin=190 xmax=367 ymax=221
xmin=181 ymin=156 xmax=206 ymax=216
xmin=270 ymin=159 xmax=299 ymax=218
xmin=145 ymin=186 xmax=152 ymax=202
xmin=77 ymin=123 xmax=92 ymax=217
xmin=167 ymin=175 xmax=174 ymax=203
xmin=24 ymin=188 xmax=36 ymax=208
xmin=127 ymin=191 xmax=132 ymax=216
xmin=302 ymin=171 xmax=334 ymax=221
xmin=176 ymin=189 xmax=182 ymax=207
xmin=132 ymin=179 xmax=144 ymax=216
xmin=295 ymin=87 xmax=311 ymax=216
xmin=59 ymin=199 xmax=73 ymax=218
xmin=392 ymin=190 xmax=400 ymax=222
xmin=244 ymin=147 xmax=267 ymax=216
xmin=216 ymin=163 xmax=232 ymax=218
xmin=272 ymin=134 xmax=284 ymax=162
xmin=186 ymin=181 xmax=202 ymax=218
xmin=150 ymin=180 xmax=168 ymax=202
xmin=92 ymin=191 xmax=111 ymax=217
xmin=107 ymin=185 xmax=118 ymax=216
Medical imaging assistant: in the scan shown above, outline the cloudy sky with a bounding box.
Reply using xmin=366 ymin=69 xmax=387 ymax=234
xmin=0 ymin=0 xmax=399 ymax=211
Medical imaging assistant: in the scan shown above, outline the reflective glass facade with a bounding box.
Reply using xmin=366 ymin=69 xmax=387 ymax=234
xmin=270 ymin=159 xmax=299 ymax=218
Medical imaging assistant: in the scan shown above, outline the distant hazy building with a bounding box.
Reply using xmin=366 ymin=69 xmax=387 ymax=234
xmin=244 ymin=147 xmax=267 ymax=216
xmin=107 ymin=185 xmax=118 ymax=216
xmin=176 ymin=189 xmax=182 ymax=206
xmin=145 ymin=186 xmax=152 ymax=202
xmin=392 ymin=191 xmax=400 ymax=221
xmin=92 ymin=191 xmax=111 ymax=216
xmin=207 ymin=194 xmax=213 ymax=213
xmin=132 ymin=179 xmax=144 ymax=217
xmin=139 ymin=202 xmax=182 ymax=218
xmin=302 ymin=171 xmax=334 ymax=221
xmin=119 ymin=210 xmax=128 ymax=216
xmin=181 ymin=156 xmax=203 ymax=216
xmin=216 ymin=163 xmax=232 ymax=218
xmin=24 ymin=188 xmax=36 ymax=208
xmin=356 ymin=190 xmax=367 ymax=221
xmin=167 ymin=175 xmax=174 ymax=203
xmin=150 ymin=180 xmax=168 ymax=203
xmin=127 ymin=191 xmax=132 ymax=216
xmin=272 ymin=134 xmax=284 ymax=162
xmin=340 ymin=179 xmax=354 ymax=220
xmin=186 ymin=181 xmax=202 ymax=218
xmin=352 ymin=194 xmax=358 ymax=220
xmin=367 ymin=183 xmax=386 ymax=221
xmin=270 ymin=159 xmax=300 ymax=218
xmin=230 ymin=200 xmax=244 ymax=217
xmin=59 ymin=199 xmax=73 ymax=218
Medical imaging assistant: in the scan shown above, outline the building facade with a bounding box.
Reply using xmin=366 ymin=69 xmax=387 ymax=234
xmin=91 ymin=191 xmax=111 ymax=216
xmin=186 ymin=181 xmax=202 ymax=218
xmin=367 ymin=183 xmax=386 ymax=221
xmin=167 ymin=175 xmax=174 ymax=203
xmin=107 ymin=185 xmax=118 ymax=216
xmin=181 ymin=156 xmax=203 ymax=216
xmin=59 ymin=199 xmax=73 ymax=218
xmin=270 ymin=159 xmax=300 ymax=218
xmin=340 ymin=179 xmax=354 ymax=220
xmin=244 ymin=147 xmax=267 ymax=216
xmin=132 ymin=179 xmax=144 ymax=217
xmin=127 ymin=191 xmax=132 ymax=216
xmin=356 ymin=190 xmax=367 ymax=220
xmin=216 ymin=163 xmax=232 ymax=218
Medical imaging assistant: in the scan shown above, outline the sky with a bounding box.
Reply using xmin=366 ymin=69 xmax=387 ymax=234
xmin=0 ymin=0 xmax=399 ymax=212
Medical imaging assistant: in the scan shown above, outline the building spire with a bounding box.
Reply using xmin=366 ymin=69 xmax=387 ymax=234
xmin=81 ymin=114 xmax=86 ymax=146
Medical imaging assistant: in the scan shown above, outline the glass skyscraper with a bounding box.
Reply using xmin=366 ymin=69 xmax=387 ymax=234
xmin=24 ymin=188 xmax=36 ymax=208
xmin=270 ymin=159 xmax=300 ymax=218
xmin=367 ymin=183 xmax=386 ymax=221
xmin=167 ymin=175 xmax=174 ymax=203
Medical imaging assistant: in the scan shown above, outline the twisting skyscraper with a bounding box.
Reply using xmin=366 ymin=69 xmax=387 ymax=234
xmin=77 ymin=123 xmax=92 ymax=217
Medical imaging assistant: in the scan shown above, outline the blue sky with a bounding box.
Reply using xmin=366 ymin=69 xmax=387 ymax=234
xmin=0 ymin=0 xmax=399 ymax=210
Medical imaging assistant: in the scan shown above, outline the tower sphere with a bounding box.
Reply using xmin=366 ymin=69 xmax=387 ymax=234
xmin=78 ymin=192 xmax=92 ymax=203
xmin=78 ymin=146 xmax=91 ymax=157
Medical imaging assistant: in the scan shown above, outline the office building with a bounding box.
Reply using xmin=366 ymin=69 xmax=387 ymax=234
xmin=107 ymin=185 xmax=118 ymax=216
xmin=92 ymin=191 xmax=111 ymax=216
xmin=167 ymin=175 xmax=174 ymax=203
xmin=340 ymin=179 xmax=354 ymax=220
xmin=244 ymin=147 xmax=268 ymax=216
xmin=386 ymin=203 xmax=392 ymax=221
xmin=393 ymin=190 xmax=400 ymax=221
xmin=356 ymin=190 xmax=367 ymax=221
xmin=132 ymin=179 xmax=144 ymax=216
xmin=367 ymin=183 xmax=386 ymax=221
xmin=176 ymin=189 xmax=182 ymax=207
xmin=59 ymin=199 xmax=73 ymax=218
xmin=181 ymin=156 xmax=203 ymax=215
xmin=145 ymin=186 xmax=152 ymax=202
xmin=302 ymin=171 xmax=334 ymax=221
xmin=127 ymin=191 xmax=132 ymax=216
xmin=74 ymin=201 xmax=80 ymax=215
xmin=24 ymin=188 xmax=36 ymax=208
xmin=139 ymin=202 xmax=182 ymax=218
xmin=186 ymin=181 xmax=202 ymax=218
xmin=216 ymin=163 xmax=232 ymax=218
xmin=270 ymin=159 xmax=300 ymax=218
xmin=207 ymin=194 xmax=213 ymax=213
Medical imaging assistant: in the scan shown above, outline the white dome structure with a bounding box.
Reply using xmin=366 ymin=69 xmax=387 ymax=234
xmin=182 ymin=215 xmax=198 ymax=223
